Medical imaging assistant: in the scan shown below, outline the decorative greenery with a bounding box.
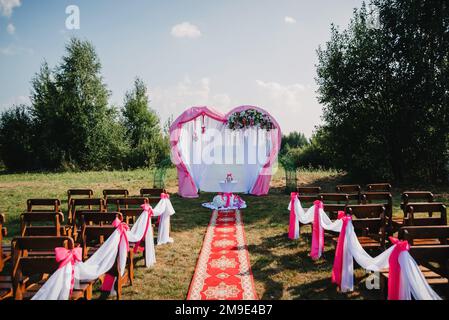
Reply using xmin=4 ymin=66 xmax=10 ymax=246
xmin=227 ymin=109 xmax=275 ymax=131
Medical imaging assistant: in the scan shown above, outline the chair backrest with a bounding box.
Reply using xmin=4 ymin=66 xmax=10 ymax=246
xmin=70 ymin=198 xmax=105 ymax=226
xmin=81 ymin=216 xmax=122 ymax=259
xmin=20 ymin=212 xmax=64 ymax=236
xmin=400 ymin=226 xmax=449 ymax=246
xmin=320 ymin=193 xmax=349 ymax=204
xmin=297 ymin=195 xmax=320 ymax=204
xmin=336 ymin=184 xmax=361 ymax=193
xmin=405 ymin=203 xmax=447 ymax=226
xmin=346 ymin=205 xmax=386 ymax=246
xmin=80 ymin=211 xmax=123 ymax=226
xmin=12 ymin=236 xmax=74 ymax=299
xmin=408 ymin=245 xmax=449 ymax=277
xmin=26 ymin=199 xmax=60 ymax=212
xmin=297 ymin=187 xmax=321 ymax=195
xmin=103 ymin=189 xmax=129 ymax=199
xmin=360 ymin=192 xmax=393 ymax=221
xmin=67 ymin=189 xmax=94 ymax=212
xmin=140 ymin=188 xmax=166 ymax=198
xmin=115 ymin=197 xmax=150 ymax=224
xmin=336 ymin=185 xmax=361 ymax=202
xmin=366 ymin=183 xmax=392 ymax=192
xmin=401 ymin=191 xmax=434 ymax=210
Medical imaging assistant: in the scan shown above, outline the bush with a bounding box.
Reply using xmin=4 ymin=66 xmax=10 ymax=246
xmin=0 ymin=106 xmax=36 ymax=171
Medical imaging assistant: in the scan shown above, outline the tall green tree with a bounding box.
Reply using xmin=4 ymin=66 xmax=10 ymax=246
xmin=316 ymin=1 xmax=449 ymax=183
xmin=31 ymin=38 xmax=128 ymax=170
xmin=122 ymin=78 xmax=168 ymax=168
xmin=280 ymin=131 xmax=309 ymax=155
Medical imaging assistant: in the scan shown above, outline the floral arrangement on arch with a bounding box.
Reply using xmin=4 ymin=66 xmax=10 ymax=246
xmin=227 ymin=109 xmax=275 ymax=131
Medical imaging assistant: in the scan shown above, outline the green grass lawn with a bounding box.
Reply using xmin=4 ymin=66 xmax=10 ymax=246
xmin=1 ymin=168 xmax=448 ymax=299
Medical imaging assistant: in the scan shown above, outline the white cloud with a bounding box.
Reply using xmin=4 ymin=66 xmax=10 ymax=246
xmin=284 ymin=16 xmax=296 ymax=24
xmin=255 ymin=80 xmax=322 ymax=138
xmin=152 ymin=76 xmax=231 ymax=123
xmin=0 ymin=44 xmax=33 ymax=56
xmin=6 ymin=23 xmax=15 ymax=34
xmin=0 ymin=0 xmax=21 ymax=17
xmin=171 ymin=22 xmax=201 ymax=39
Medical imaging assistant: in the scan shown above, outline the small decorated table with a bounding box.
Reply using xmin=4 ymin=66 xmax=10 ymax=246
xmin=219 ymin=180 xmax=238 ymax=194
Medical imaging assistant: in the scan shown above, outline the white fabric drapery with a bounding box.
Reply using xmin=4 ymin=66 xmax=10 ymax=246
xmin=177 ymin=117 xmax=271 ymax=193
xmin=32 ymin=197 xmax=175 ymax=300
xmin=288 ymin=196 xmax=442 ymax=300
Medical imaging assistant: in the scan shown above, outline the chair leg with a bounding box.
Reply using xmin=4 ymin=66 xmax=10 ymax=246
xmin=128 ymin=252 xmax=134 ymax=285
xmin=116 ymin=277 xmax=121 ymax=300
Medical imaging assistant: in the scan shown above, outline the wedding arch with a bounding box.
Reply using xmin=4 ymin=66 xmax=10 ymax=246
xmin=169 ymin=106 xmax=281 ymax=198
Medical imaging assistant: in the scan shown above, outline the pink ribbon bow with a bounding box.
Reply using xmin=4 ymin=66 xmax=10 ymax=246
xmin=101 ymin=219 xmax=130 ymax=293
xmin=311 ymin=200 xmax=324 ymax=260
xmin=161 ymin=193 xmax=169 ymax=199
xmin=134 ymin=204 xmax=153 ymax=253
xmin=288 ymin=192 xmax=299 ymax=239
xmin=55 ymin=247 xmax=82 ymax=295
xmin=112 ymin=218 xmax=130 ymax=252
xmin=332 ymin=212 xmax=352 ymax=288
xmin=388 ymin=237 xmax=410 ymax=300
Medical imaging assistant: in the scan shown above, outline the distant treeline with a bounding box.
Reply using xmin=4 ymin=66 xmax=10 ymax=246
xmin=0 ymin=38 xmax=170 ymax=172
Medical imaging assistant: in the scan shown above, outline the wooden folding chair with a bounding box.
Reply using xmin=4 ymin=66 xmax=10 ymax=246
xmin=336 ymin=184 xmax=361 ymax=203
xmin=400 ymin=203 xmax=447 ymax=228
xmin=80 ymin=215 xmax=133 ymax=300
xmin=67 ymin=189 xmax=94 ymax=213
xmin=345 ymin=204 xmax=387 ymax=250
xmin=380 ymin=243 xmax=449 ymax=299
xmin=103 ymin=189 xmax=129 ymax=211
xmin=401 ymin=191 xmax=434 ymax=210
xmin=400 ymin=226 xmax=449 ymax=247
xmin=115 ymin=197 xmax=151 ymax=225
xmin=361 ymin=192 xmax=393 ymax=235
xmin=320 ymin=193 xmax=349 ymax=220
xmin=69 ymin=198 xmax=105 ymax=239
xmin=366 ymin=183 xmax=392 ymax=192
xmin=20 ymin=212 xmax=66 ymax=237
xmin=11 ymin=236 xmax=93 ymax=300
xmin=140 ymin=188 xmax=166 ymax=201
xmin=26 ymin=199 xmax=61 ymax=213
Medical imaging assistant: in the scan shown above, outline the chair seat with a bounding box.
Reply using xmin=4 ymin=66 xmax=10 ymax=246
xmin=381 ymin=265 xmax=448 ymax=286
xmin=24 ymin=279 xmax=92 ymax=300
xmin=357 ymin=236 xmax=383 ymax=248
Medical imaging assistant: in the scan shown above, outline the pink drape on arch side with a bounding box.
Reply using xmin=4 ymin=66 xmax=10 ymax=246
xmin=169 ymin=105 xmax=282 ymax=198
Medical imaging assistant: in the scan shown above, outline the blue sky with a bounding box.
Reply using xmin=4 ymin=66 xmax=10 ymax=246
xmin=0 ymin=0 xmax=363 ymax=137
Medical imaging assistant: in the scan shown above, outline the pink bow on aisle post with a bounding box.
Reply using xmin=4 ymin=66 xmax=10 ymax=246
xmin=134 ymin=203 xmax=153 ymax=254
xmin=331 ymin=212 xmax=351 ymax=288
xmin=101 ymin=218 xmax=130 ymax=292
xmin=55 ymin=247 xmax=82 ymax=295
xmin=310 ymin=200 xmax=325 ymax=260
xmin=288 ymin=192 xmax=299 ymax=240
xmin=388 ymin=237 xmax=410 ymax=300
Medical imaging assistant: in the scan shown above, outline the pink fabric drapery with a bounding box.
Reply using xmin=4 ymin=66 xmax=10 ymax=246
xmin=169 ymin=105 xmax=282 ymax=198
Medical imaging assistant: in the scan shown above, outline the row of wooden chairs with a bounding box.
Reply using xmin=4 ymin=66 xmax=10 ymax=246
xmin=380 ymin=225 xmax=449 ymax=298
xmin=0 ymin=188 xmax=167 ymax=300
xmin=2 ymin=212 xmax=134 ymax=300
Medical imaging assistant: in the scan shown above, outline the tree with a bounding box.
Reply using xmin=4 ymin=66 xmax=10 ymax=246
xmin=0 ymin=105 xmax=36 ymax=171
xmin=316 ymin=1 xmax=449 ymax=183
xmin=280 ymin=131 xmax=309 ymax=155
xmin=122 ymin=78 xmax=169 ymax=168
xmin=30 ymin=38 xmax=128 ymax=170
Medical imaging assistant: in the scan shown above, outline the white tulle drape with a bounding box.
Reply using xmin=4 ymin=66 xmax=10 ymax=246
xmin=287 ymin=195 xmax=441 ymax=300
xmin=177 ymin=118 xmax=270 ymax=193
xmin=32 ymin=197 xmax=175 ymax=300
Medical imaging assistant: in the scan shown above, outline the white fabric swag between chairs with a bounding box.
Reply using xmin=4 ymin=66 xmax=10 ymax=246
xmin=32 ymin=196 xmax=175 ymax=300
xmin=288 ymin=196 xmax=441 ymax=300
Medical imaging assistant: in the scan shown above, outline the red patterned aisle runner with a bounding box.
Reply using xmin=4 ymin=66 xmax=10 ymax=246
xmin=187 ymin=210 xmax=258 ymax=300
